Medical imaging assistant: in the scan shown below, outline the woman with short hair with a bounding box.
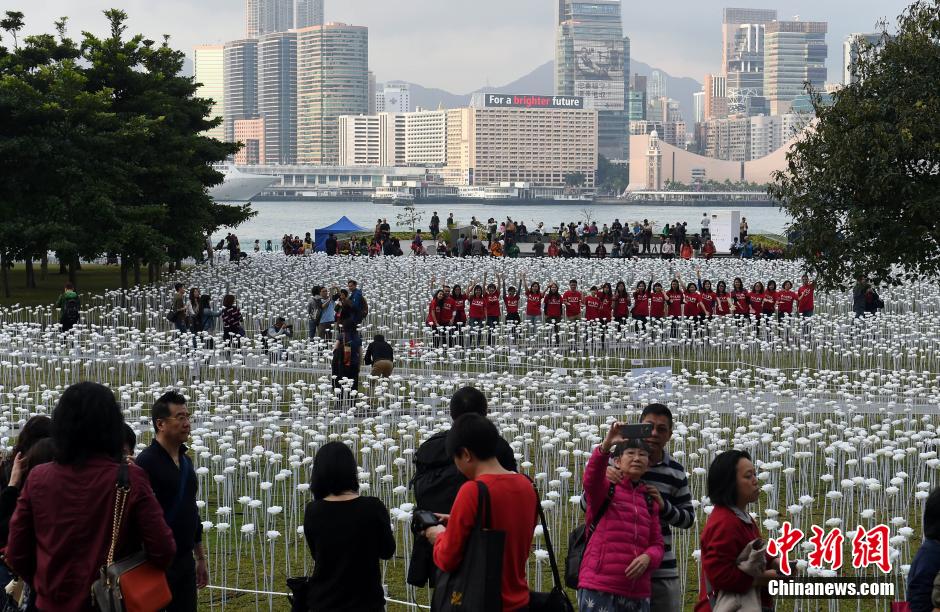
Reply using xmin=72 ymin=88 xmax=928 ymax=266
xmin=695 ymin=450 xmax=777 ymax=612
xmin=304 ymin=442 xmax=395 ymax=611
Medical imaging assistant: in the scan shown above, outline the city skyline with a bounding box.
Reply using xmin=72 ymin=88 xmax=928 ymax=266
xmin=18 ymin=0 xmax=911 ymax=93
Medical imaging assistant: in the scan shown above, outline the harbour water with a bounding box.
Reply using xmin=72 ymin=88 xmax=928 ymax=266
xmin=222 ymin=200 xmax=791 ymax=244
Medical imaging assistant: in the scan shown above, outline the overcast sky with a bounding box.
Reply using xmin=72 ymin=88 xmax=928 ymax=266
xmin=17 ymin=0 xmax=911 ymax=91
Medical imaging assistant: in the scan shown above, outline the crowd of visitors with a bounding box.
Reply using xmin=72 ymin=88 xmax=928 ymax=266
xmin=0 ymin=383 xmax=935 ymax=611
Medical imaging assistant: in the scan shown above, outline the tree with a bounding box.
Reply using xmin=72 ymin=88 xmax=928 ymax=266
xmin=769 ymin=0 xmax=940 ymax=288
xmin=595 ymin=155 xmax=628 ymax=195
xmin=396 ymin=205 xmax=424 ymax=233
xmin=564 ymin=171 xmax=586 ymax=188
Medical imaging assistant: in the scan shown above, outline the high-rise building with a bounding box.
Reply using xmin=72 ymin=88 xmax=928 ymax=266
xmin=367 ymin=71 xmax=377 ymax=114
xmin=647 ymin=69 xmax=666 ymax=101
xmin=692 ymin=91 xmax=705 ymax=124
xmin=295 ymin=0 xmax=325 ymax=29
xmin=376 ymin=83 xmax=410 ymax=114
xmin=296 ymin=23 xmax=369 ymax=165
xmin=258 ymin=31 xmax=297 ymax=164
xmin=843 ymin=33 xmax=885 ymax=85
xmin=337 ymin=113 xmax=404 ymax=166
xmin=703 ymin=74 xmax=728 ymax=120
xmin=556 ymin=0 xmax=629 ymax=160
xmin=246 ymin=0 xmax=294 ymax=37
xmin=405 ymin=110 xmax=448 ymax=166
xmin=234 ymin=118 xmax=265 ymax=165
xmin=764 ymin=20 xmax=828 ymax=115
xmin=193 ymin=45 xmax=225 ymax=141
xmin=223 ymin=39 xmax=259 ymax=143
xmin=721 ymin=9 xmax=777 ymax=75
xmin=628 ymin=74 xmax=647 ymax=121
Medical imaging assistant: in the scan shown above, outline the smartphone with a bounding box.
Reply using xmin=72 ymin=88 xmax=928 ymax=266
xmin=620 ymin=423 xmax=654 ymax=439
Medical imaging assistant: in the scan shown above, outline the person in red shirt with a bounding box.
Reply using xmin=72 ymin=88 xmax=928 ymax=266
xmin=762 ymin=280 xmax=778 ymax=318
xmin=499 ymin=275 xmax=520 ymax=327
xmin=563 ymin=280 xmax=583 ymax=321
xmin=543 ymin=283 xmax=563 ymax=343
xmin=695 ymin=450 xmax=778 ymax=612
xmin=424 ymin=414 xmax=537 ymax=612
xmin=776 ymin=280 xmax=798 ymax=320
xmin=599 ymin=282 xmax=614 ymax=325
xmin=698 ymin=278 xmax=717 ymax=318
xmin=683 ymin=282 xmax=702 ymax=322
xmin=666 ymin=279 xmax=684 ymax=337
xmin=467 ymin=285 xmax=486 ymax=345
xmin=649 ymin=282 xmax=667 ymax=333
xmin=731 ymin=277 xmax=749 ymax=317
xmin=547 ymin=240 xmax=560 ymax=258
xmin=714 ymin=281 xmax=733 ymax=316
xmin=702 ymin=239 xmax=716 ymax=260
xmin=484 ymin=282 xmax=501 ymax=324
xmin=797 ymin=274 xmax=815 ymax=317
xmin=747 ymin=282 xmax=766 ymax=332
xmin=426 ymin=290 xmax=448 ymax=347
xmin=632 ymin=280 xmax=650 ymax=327
xmin=450 ymin=285 xmax=468 ymax=347
xmin=613 ymin=281 xmax=631 ymax=327
xmin=584 ymin=286 xmax=601 ymax=322
xmin=522 ymin=278 xmax=543 ymax=331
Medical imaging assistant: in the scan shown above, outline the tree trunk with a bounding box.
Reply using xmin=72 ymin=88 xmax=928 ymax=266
xmin=40 ymin=253 xmax=48 ymax=281
xmin=59 ymin=259 xmax=67 ymax=275
xmin=120 ymin=255 xmax=129 ymax=291
xmin=75 ymin=260 xmax=82 ymax=271
xmin=0 ymin=252 xmax=9 ymax=298
xmin=147 ymin=263 xmax=155 ymax=284
xmin=134 ymin=260 xmax=141 ymax=286
xmin=68 ymin=259 xmax=77 ymax=287
xmin=24 ymin=255 xmax=35 ymax=289
xmin=175 ymin=258 xmax=182 ymax=272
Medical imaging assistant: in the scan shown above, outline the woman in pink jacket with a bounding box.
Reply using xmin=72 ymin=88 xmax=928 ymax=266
xmin=578 ymin=422 xmax=665 ymax=611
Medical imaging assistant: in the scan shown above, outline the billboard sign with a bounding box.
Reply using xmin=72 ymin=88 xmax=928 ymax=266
xmin=482 ymin=93 xmax=585 ymax=110
xmin=574 ymin=40 xmax=624 ymax=82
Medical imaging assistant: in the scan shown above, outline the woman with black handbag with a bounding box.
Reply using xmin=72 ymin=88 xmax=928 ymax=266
xmin=423 ymin=413 xmax=537 ymax=611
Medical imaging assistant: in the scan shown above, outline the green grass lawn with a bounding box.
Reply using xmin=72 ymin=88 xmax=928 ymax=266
xmin=0 ymin=263 xmax=130 ymax=307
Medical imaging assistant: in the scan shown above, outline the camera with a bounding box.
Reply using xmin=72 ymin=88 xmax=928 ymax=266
xmin=410 ymin=510 xmax=441 ymax=536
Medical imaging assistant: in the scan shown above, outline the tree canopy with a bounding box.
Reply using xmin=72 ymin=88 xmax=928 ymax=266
xmin=0 ymin=10 xmax=254 ymax=296
xmin=770 ymin=0 xmax=940 ymax=288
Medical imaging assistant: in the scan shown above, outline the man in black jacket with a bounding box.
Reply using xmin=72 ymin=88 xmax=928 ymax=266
xmin=407 ymin=386 xmax=517 ymax=587
xmin=325 ymin=233 xmax=338 ymax=256
xmin=364 ymin=334 xmax=394 ymax=377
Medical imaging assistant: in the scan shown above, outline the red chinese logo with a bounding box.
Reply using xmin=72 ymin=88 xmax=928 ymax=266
xmin=767 ymin=521 xmax=804 ymax=575
xmin=808 ymin=525 xmax=844 ymax=571
xmin=851 ymin=525 xmax=892 ymax=574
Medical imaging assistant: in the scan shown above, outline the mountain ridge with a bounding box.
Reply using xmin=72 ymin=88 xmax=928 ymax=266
xmin=382 ymin=60 xmax=701 ymax=122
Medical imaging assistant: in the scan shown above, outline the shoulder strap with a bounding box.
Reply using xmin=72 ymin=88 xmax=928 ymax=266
xmin=105 ymin=462 xmax=131 ymax=568
xmin=525 ymin=476 xmax=566 ymax=593
xmin=587 ymin=484 xmax=616 ymax=540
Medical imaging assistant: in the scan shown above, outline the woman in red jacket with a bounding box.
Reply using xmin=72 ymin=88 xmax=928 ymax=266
xmin=467 ymin=285 xmax=486 ymax=345
xmin=427 ymin=289 xmax=447 ymax=347
xmin=748 ymin=282 xmax=766 ymax=330
xmin=666 ymin=279 xmax=684 ymax=338
xmin=613 ymin=281 xmax=631 ymax=328
xmin=649 ymin=282 xmax=667 ymax=333
xmin=599 ymin=283 xmax=614 ymax=325
xmin=699 ymin=278 xmax=717 ymax=319
xmin=6 ymin=383 xmax=176 ymax=612
xmin=578 ymin=424 xmax=664 ymax=610
xmin=696 ymin=450 xmax=778 ymax=612
xmin=731 ymin=278 xmax=749 ymax=318
xmin=797 ymin=274 xmax=815 ymax=317
xmin=584 ymin=286 xmax=601 ymax=322
xmin=425 ymin=414 xmax=537 ymax=612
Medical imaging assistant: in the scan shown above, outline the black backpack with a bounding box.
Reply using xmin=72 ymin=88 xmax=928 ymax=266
xmin=410 ymin=433 xmax=466 ymax=514
xmin=63 ymin=297 xmax=80 ymax=322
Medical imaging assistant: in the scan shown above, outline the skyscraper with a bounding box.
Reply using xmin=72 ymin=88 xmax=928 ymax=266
xmin=258 ymin=31 xmax=297 ymax=164
xmin=721 ymin=9 xmax=777 ymax=75
xmin=647 ymin=69 xmax=666 ymax=101
xmin=764 ymin=20 xmax=828 ymax=115
xmin=843 ymin=33 xmax=885 ymax=85
xmin=193 ymin=45 xmax=225 ymax=141
xmin=223 ymin=39 xmax=259 ymax=143
xmin=556 ymin=0 xmax=630 ymax=161
xmin=246 ymin=0 xmax=294 ymax=37
xmin=296 ymin=23 xmax=369 ymax=165
xmin=376 ymin=83 xmax=410 ymax=114
xmin=295 ymin=0 xmax=325 ymax=29
xmin=627 ymin=73 xmax=646 ymax=121
xmin=722 ymin=9 xmax=776 ymax=116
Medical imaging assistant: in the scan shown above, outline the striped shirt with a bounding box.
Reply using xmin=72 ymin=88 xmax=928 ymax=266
xmin=642 ymin=449 xmax=694 ymax=579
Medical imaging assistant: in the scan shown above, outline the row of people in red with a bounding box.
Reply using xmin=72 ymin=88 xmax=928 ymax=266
xmin=425 ymin=272 xmax=816 ymax=328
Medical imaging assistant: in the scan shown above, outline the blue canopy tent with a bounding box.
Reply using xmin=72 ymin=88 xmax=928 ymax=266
xmin=314 ymin=216 xmax=367 ymax=252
